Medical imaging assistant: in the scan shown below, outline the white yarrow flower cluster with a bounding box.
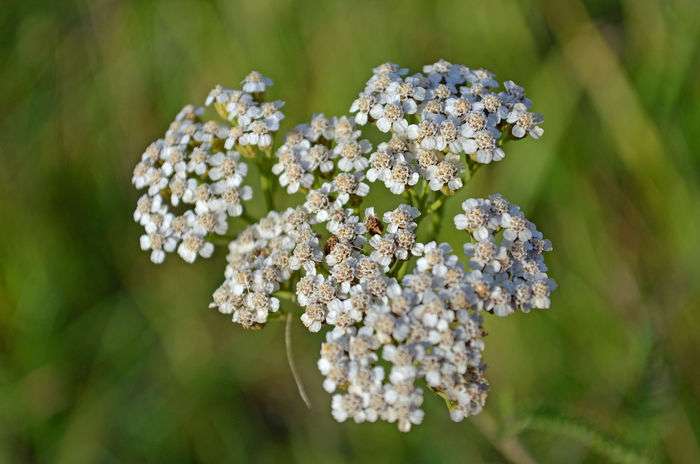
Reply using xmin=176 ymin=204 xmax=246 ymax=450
xmin=293 ymin=203 xmax=413 ymax=334
xmin=318 ymin=241 xmax=489 ymax=431
xmin=350 ymin=60 xmax=543 ymax=195
xmin=205 ymin=71 xmax=285 ymax=149
xmin=132 ymin=105 xmax=253 ymax=264
xmin=210 ymin=208 xmax=321 ymax=328
xmin=455 ymin=194 xmax=556 ymax=316
xmin=366 ymin=137 xmax=421 ymax=194
xmin=272 ymin=115 xmax=372 ymax=195
xmin=133 ymin=62 xmax=556 ymax=433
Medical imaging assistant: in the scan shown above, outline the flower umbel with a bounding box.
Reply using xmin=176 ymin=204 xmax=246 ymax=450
xmin=132 ymin=61 xmax=554 ymax=432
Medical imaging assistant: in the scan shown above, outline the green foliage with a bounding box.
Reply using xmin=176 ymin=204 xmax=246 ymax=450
xmin=514 ymin=413 xmax=650 ymax=464
xmin=1 ymin=0 xmax=700 ymax=462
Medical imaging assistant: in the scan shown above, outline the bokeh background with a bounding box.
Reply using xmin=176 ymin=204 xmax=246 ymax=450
xmin=2 ymin=0 xmax=700 ymax=462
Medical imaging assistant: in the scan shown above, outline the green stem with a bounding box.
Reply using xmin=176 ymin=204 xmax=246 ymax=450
xmin=285 ymin=312 xmax=312 ymax=409
xmin=261 ymin=175 xmax=275 ymax=211
xmin=396 ymin=260 xmax=411 ymax=281
xmin=274 ymin=290 xmax=296 ymax=302
xmin=431 ymin=198 xmax=448 ymax=238
xmin=389 ymin=258 xmax=402 ymax=276
xmin=208 ymin=235 xmax=232 ymax=247
xmin=426 ymin=196 xmax=445 ymax=214
xmin=411 ymin=191 xmax=440 ymax=242
xmin=407 ymin=187 xmax=420 ymax=208
xmin=240 ymin=210 xmax=257 ymax=224
xmin=257 ymin=153 xmax=276 ymax=211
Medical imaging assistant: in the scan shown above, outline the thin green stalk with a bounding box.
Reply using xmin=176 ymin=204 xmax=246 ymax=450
xmin=274 ymin=290 xmax=296 ymax=303
xmin=240 ymin=210 xmax=257 ymax=224
xmin=389 ymin=258 xmax=403 ymax=276
xmin=426 ymin=196 xmax=445 ymax=214
xmin=431 ymin=197 xmax=448 ymax=238
xmin=285 ymin=312 xmax=311 ymax=410
xmin=208 ymin=235 xmax=232 ymax=247
xmin=395 ymin=260 xmax=411 ymax=281
xmin=259 ymin=161 xmax=275 ymax=211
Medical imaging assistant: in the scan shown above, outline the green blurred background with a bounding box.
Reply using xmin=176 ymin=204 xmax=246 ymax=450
xmin=2 ymin=0 xmax=700 ymax=462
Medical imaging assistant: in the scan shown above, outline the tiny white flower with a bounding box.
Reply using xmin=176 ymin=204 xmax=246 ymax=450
xmin=241 ymin=70 xmax=273 ymax=93
xmin=507 ymin=102 xmax=544 ymax=139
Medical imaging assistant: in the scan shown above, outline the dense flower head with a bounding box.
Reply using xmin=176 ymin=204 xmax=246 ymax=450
xmin=205 ymin=72 xmax=285 ymax=149
xmin=317 ymin=239 xmax=490 ymax=431
xmin=455 ymin=194 xmax=557 ymax=315
xmin=272 ymin=114 xmax=372 ymax=195
xmin=132 ymin=71 xmax=287 ymax=264
xmin=132 ymin=62 xmax=554 ymax=433
xmin=350 ymin=59 xmax=542 ymax=180
xmin=210 ymin=207 xmax=321 ymax=328
xmin=132 ymin=105 xmax=253 ymax=263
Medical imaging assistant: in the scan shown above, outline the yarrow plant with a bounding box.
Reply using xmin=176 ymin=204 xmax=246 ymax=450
xmin=132 ymin=60 xmax=556 ymax=432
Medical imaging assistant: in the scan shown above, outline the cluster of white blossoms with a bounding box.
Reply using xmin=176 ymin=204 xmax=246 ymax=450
xmin=272 ymin=114 xmax=372 ymax=195
xmin=318 ymin=239 xmax=489 ymax=431
xmin=351 ymin=60 xmax=543 ymax=193
xmin=455 ymin=194 xmax=556 ymax=316
xmin=132 ymin=61 xmax=556 ymax=432
xmin=132 ymin=105 xmax=254 ymax=264
xmin=205 ymin=71 xmax=285 ymax=149
xmin=132 ymin=72 xmax=286 ymax=264
xmin=209 ymin=208 xmax=320 ymax=328
xmin=293 ymin=203 xmax=422 ymax=333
